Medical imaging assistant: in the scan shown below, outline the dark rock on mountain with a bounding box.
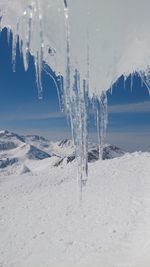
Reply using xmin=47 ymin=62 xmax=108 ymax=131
xmin=27 ymin=145 xmax=51 ymax=160
xmin=0 ymin=158 xmax=18 ymax=168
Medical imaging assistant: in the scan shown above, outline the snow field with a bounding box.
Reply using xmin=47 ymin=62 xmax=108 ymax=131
xmin=0 ymin=152 xmax=150 ymax=267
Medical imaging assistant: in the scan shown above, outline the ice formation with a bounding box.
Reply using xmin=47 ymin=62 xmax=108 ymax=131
xmin=1 ymin=0 xmax=150 ymax=188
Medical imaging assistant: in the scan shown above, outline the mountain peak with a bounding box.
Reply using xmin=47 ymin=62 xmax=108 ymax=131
xmin=0 ymin=130 xmax=9 ymax=136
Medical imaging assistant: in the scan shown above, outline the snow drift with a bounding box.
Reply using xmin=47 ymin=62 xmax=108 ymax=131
xmin=1 ymin=151 xmax=150 ymax=267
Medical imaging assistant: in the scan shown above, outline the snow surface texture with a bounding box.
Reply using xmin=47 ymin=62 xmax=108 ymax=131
xmin=1 ymin=0 xmax=150 ymax=183
xmin=1 ymin=148 xmax=150 ymax=267
xmin=0 ymin=130 xmax=150 ymax=267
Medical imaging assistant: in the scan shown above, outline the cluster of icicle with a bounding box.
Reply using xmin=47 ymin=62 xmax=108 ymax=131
xmin=64 ymin=3 xmax=107 ymax=190
xmin=0 ymin=0 xmax=108 ymax=191
xmin=63 ymin=4 xmax=108 ymax=192
xmin=1 ymin=0 xmax=150 ymax=193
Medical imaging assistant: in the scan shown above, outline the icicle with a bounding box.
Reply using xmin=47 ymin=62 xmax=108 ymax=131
xmin=21 ymin=6 xmax=33 ymax=72
xmin=71 ymin=70 xmax=89 ymax=198
xmin=13 ymin=0 xmax=44 ymax=99
xmin=123 ymin=75 xmax=127 ymax=89
xmin=57 ymin=73 xmax=65 ymax=112
xmin=34 ymin=50 xmax=43 ymax=99
xmin=16 ymin=8 xmax=30 ymax=72
xmin=0 ymin=9 xmax=3 ymax=31
xmin=0 ymin=9 xmax=2 ymax=31
xmin=141 ymin=74 xmax=144 ymax=88
xmin=63 ymin=2 xmax=90 ymax=198
xmin=42 ymin=63 xmax=63 ymax=111
xmin=63 ymin=1 xmax=78 ymax=164
xmin=7 ymin=28 xmax=12 ymax=45
xmin=37 ymin=3 xmax=44 ymax=99
xmin=93 ymin=92 xmax=108 ymax=160
xmin=63 ymin=2 xmax=71 ymax=113
xmin=130 ymin=73 xmax=134 ymax=92
xmin=12 ymin=33 xmax=18 ymax=72
xmin=96 ymin=99 xmax=102 ymax=159
xmin=110 ymin=82 xmax=113 ymax=95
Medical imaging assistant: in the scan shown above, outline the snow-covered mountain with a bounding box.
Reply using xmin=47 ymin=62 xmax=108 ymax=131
xmin=0 ymin=130 xmax=53 ymax=175
xmin=53 ymin=141 xmax=125 ymax=166
xmin=0 ymin=130 xmax=125 ymax=175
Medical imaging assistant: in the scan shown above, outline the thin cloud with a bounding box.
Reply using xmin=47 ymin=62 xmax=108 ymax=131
xmin=0 ymin=111 xmax=65 ymax=121
xmin=90 ymin=131 xmax=150 ymax=152
xmin=109 ymin=101 xmax=150 ymax=114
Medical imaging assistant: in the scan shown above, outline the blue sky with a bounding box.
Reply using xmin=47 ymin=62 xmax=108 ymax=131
xmin=0 ymin=28 xmax=150 ymax=152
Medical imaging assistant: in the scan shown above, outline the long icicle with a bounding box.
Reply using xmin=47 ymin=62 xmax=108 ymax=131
xmin=93 ymin=92 xmax=108 ymax=160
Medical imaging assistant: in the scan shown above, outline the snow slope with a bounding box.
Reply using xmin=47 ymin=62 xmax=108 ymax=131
xmin=0 ymin=152 xmax=150 ymax=267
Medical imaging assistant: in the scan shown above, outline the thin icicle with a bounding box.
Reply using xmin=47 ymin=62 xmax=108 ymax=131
xmin=63 ymin=2 xmax=71 ymax=113
xmin=141 ymin=74 xmax=144 ymax=88
xmin=7 ymin=28 xmax=11 ymax=44
xmin=57 ymin=74 xmax=65 ymax=112
xmin=63 ymin=1 xmax=77 ymax=163
xmin=16 ymin=6 xmax=32 ymax=72
xmin=34 ymin=1 xmax=44 ymax=99
xmin=0 ymin=10 xmax=2 ymax=31
xmin=130 ymin=73 xmax=134 ymax=92
xmin=13 ymin=1 xmax=45 ymax=98
xmin=110 ymin=82 xmax=113 ymax=95
xmin=123 ymin=75 xmax=127 ymax=89
xmin=21 ymin=6 xmax=33 ymax=71
xmin=93 ymin=92 xmax=108 ymax=160
xmin=34 ymin=50 xmax=43 ymax=99
xmin=71 ymin=70 xmax=89 ymax=197
xmin=63 ymin=1 xmax=90 ymax=196
xmin=42 ymin=63 xmax=63 ymax=111
xmin=12 ymin=33 xmax=18 ymax=72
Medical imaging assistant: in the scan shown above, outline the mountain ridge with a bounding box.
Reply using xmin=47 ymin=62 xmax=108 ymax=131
xmin=0 ymin=129 xmax=125 ymax=175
